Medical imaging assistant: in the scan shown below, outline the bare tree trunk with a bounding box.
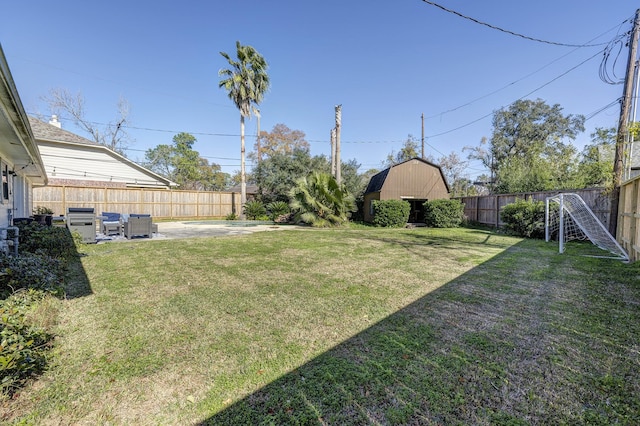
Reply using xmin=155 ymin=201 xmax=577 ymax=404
xmin=335 ymin=105 xmax=342 ymax=185
xmin=330 ymin=128 xmax=337 ymax=177
xmin=240 ymin=114 xmax=247 ymax=220
xmin=255 ymin=108 xmax=261 ymax=163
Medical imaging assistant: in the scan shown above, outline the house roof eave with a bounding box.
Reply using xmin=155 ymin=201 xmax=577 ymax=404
xmin=0 ymin=46 xmax=47 ymax=185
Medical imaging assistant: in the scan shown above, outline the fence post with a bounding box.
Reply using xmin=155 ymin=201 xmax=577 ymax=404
xmin=630 ymin=180 xmax=639 ymax=261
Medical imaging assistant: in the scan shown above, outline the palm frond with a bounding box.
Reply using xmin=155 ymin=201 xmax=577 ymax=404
xmin=288 ymin=172 xmax=355 ymax=227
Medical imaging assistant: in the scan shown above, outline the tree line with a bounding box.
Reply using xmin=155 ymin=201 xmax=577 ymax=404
xmin=44 ymin=91 xmax=618 ymax=202
xmin=42 ymin=39 xmax=618 ymax=208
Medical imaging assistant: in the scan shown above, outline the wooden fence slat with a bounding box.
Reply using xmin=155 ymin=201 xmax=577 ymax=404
xmin=33 ymin=186 xmax=242 ymax=220
xmin=456 ymin=188 xmax=611 ymax=229
xmin=456 ymin=184 xmax=639 ymax=262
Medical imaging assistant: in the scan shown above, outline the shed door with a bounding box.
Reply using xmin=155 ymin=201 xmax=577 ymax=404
xmin=405 ymin=199 xmax=427 ymax=223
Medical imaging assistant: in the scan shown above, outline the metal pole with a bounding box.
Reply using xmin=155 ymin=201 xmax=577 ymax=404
xmin=559 ymin=194 xmax=565 ymax=254
xmin=545 ymin=197 xmax=550 ymax=242
xmin=421 ymin=113 xmax=425 ymax=159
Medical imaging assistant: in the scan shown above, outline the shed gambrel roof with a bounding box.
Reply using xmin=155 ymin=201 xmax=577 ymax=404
xmin=28 ymin=117 xmax=177 ymax=188
xmin=364 ymin=168 xmax=390 ymax=194
xmin=364 ymin=157 xmax=450 ymax=194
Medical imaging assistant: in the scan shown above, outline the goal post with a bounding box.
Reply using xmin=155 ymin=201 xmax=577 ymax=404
xmin=545 ymin=193 xmax=628 ymax=261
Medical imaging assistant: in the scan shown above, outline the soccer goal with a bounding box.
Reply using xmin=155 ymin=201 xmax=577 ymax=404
xmin=545 ymin=193 xmax=628 ymax=261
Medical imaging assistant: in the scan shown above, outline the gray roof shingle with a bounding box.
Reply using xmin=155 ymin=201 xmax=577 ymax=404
xmin=28 ymin=116 xmax=100 ymax=146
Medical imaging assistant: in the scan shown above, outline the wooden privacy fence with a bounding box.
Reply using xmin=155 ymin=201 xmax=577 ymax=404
xmin=455 ymin=188 xmax=611 ymax=230
xmin=618 ymin=176 xmax=640 ymax=262
xmin=33 ymin=185 xmax=242 ymax=219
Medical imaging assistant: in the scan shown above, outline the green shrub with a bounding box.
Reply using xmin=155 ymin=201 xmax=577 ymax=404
xmin=16 ymin=222 xmax=78 ymax=262
xmin=372 ymin=200 xmax=410 ymax=228
xmin=243 ymin=200 xmax=267 ymax=220
xmin=423 ymin=199 xmax=465 ymax=228
xmin=32 ymin=206 xmax=54 ymax=215
xmin=225 ymin=212 xmax=238 ymax=221
xmin=500 ymin=198 xmax=546 ymax=238
xmin=0 ymin=253 xmax=64 ymax=299
xmin=266 ymin=201 xmax=290 ymax=221
xmin=288 ymin=172 xmax=355 ymax=228
xmin=0 ymin=289 xmax=54 ymax=399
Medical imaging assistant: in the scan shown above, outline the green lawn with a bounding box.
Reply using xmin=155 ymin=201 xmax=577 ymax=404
xmin=3 ymin=227 xmax=639 ymax=425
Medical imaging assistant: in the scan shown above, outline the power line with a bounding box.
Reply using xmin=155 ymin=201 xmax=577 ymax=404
xmin=518 ymin=49 xmax=605 ymax=99
xmin=599 ymin=31 xmax=631 ymax=84
xmin=424 ymin=21 xmax=630 ymax=121
xmin=585 ymin=99 xmax=621 ymax=121
xmin=11 ymin=55 xmax=234 ymax=109
xmin=426 ymin=48 xmax=606 ymax=139
xmin=420 ymin=0 xmax=614 ymax=48
xmin=31 ymin=44 xmax=617 ymax=156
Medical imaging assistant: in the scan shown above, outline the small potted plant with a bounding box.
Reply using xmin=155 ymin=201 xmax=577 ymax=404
xmin=33 ymin=206 xmax=54 ymax=225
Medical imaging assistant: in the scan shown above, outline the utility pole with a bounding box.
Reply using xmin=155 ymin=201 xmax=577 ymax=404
xmin=330 ymin=128 xmax=337 ymax=177
xmin=335 ymin=105 xmax=342 ymax=185
xmin=421 ymin=113 xmax=425 ymax=159
xmin=255 ymin=109 xmax=261 ymax=163
xmin=610 ymin=8 xmax=640 ymax=236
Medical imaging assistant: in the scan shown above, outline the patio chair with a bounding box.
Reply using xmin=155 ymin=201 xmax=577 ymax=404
xmin=123 ymin=214 xmax=154 ymax=239
xmin=101 ymin=212 xmax=122 ymax=236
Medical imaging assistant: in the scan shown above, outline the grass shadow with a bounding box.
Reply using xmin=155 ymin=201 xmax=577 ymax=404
xmin=15 ymin=223 xmax=93 ymax=299
xmin=199 ymin=237 xmax=640 ymax=424
xmin=63 ymin=251 xmax=92 ymax=299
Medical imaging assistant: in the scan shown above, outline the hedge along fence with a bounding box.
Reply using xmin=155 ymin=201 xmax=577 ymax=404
xmin=33 ymin=185 xmax=243 ymax=219
xmin=619 ymin=175 xmax=640 ymax=262
xmin=455 ymin=187 xmax=610 ymax=229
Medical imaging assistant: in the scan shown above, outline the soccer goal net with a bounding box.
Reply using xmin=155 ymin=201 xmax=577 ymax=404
xmin=545 ymin=193 xmax=628 ymax=261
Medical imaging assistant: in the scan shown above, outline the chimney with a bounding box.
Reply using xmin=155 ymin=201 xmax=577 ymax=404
xmin=49 ymin=115 xmax=61 ymax=128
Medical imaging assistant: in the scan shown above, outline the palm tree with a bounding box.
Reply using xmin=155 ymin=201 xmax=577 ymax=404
xmin=289 ymin=172 xmax=356 ymax=227
xmin=219 ymin=41 xmax=270 ymax=218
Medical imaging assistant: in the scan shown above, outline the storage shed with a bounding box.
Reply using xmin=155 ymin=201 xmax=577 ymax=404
xmin=363 ymin=157 xmax=450 ymax=223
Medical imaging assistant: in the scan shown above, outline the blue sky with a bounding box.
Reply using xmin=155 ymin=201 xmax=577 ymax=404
xmin=1 ymin=1 xmax=636 ymax=179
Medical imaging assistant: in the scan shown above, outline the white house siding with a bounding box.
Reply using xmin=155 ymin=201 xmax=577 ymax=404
xmin=37 ymin=143 xmax=170 ymax=188
xmin=0 ymin=157 xmax=35 ymax=224
xmin=11 ymin=174 xmax=31 ymax=219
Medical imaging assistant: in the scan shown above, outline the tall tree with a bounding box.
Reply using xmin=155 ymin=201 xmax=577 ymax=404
xmin=576 ymin=127 xmax=616 ymax=188
xmin=383 ymin=135 xmax=420 ymax=168
xmin=253 ymin=148 xmax=329 ymax=204
xmin=42 ymin=88 xmax=133 ymax=155
xmin=252 ymin=123 xmax=310 ymax=160
xmin=219 ymin=41 xmax=270 ymax=218
xmin=340 ymin=158 xmax=367 ymax=202
xmin=470 ymin=99 xmax=585 ymax=193
xmin=144 ymin=132 xmax=229 ymax=190
xmin=438 ymin=152 xmax=470 ymax=197
xmin=171 ymin=132 xmax=201 ymax=187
